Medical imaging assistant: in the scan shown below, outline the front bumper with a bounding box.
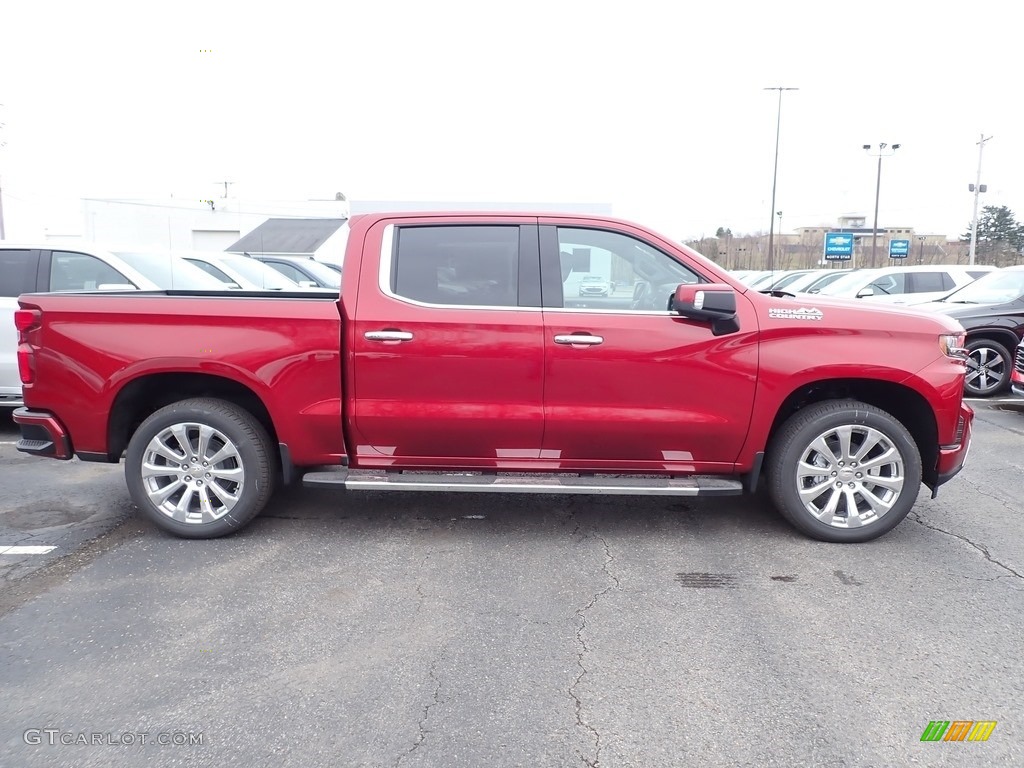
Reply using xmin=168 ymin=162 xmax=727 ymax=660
xmin=1012 ymin=366 xmax=1024 ymax=397
xmin=933 ymin=401 xmax=973 ymax=492
xmin=11 ymin=407 xmax=73 ymax=460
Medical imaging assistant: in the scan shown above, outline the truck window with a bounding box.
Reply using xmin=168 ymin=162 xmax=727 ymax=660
xmin=0 ymin=250 xmax=38 ymax=296
xmin=556 ymin=227 xmax=700 ymax=311
xmin=867 ymin=273 xmax=905 ymax=295
xmin=392 ymin=226 xmax=520 ymax=307
xmin=50 ymin=251 xmax=135 ymax=291
xmin=909 ymin=271 xmax=952 ymax=293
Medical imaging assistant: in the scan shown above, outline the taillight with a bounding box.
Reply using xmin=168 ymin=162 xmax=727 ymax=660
xmin=14 ymin=309 xmax=41 ymax=384
xmin=17 ymin=345 xmax=34 ymax=384
xmin=15 ymin=309 xmax=41 ymax=343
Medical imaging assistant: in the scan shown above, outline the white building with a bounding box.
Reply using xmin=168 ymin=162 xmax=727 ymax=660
xmin=80 ymin=197 xmax=350 ymax=251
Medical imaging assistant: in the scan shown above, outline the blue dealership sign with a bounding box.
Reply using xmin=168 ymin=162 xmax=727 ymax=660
xmin=889 ymin=239 xmax=910 ymax=259
xmin=824 ymin=232 xmax=854 ymax=261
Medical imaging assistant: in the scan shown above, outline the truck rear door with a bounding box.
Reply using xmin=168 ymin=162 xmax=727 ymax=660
xmin=350 ymin=217 xmax=545 ymax=467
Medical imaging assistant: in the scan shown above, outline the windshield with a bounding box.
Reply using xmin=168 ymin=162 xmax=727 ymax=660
xmin=805 ymin=270 xmax=850 ymax=292
xmin=767 ymin=271 xmax=813 ymax=289
xmin=940 ymin=269 xmax=1024 ymax=304
xmin=818 ymin=270 xmax=881 ymax=296
xmin=115 ymin=252 xmax=231 ymax=290
xmin=220 ymin=254 xmax=299 ymax=289
xmin=298 ymin=259 xmax=342 ymax=288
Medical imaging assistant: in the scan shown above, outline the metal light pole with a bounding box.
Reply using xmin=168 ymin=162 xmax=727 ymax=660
xmin=968 ymin=134 xmax=993 ymax=266
xmin=863 ymin=143 xmax=901 ymax=268
xmin=776 ymin=210 xmax=783 ymax=266
xmin=917 ymin=235 xmax=925 ymax=264
xmin=765 ymin=86 xmax=798 ymax=274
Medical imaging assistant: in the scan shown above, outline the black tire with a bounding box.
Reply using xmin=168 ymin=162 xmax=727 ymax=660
xmin=963 ymin=338 xmax=1012 ymax=398
xmin=125 ymin=398 xmax=275 ymax=538
xmin=766 ymin=400 xmax=922 ymax=543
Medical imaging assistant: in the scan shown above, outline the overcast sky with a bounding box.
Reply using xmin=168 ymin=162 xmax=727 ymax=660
xmin=1 ymin=0 xmax=1022 ymax=243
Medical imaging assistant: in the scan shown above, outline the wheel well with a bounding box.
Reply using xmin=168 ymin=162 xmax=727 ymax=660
xmin=108 ymin=374 xmax=279 ymax=463
xmin=767 ymin=379 xmax=939 ymax=485
xmin=965 ymin=330 xmax=1019 ymax=355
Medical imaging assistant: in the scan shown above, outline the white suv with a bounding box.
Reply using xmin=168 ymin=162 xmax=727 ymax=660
xmin=1 ymin=245 xmax=159 ymax=408
xmin=813 ymin=264 xmax=996 ymax=305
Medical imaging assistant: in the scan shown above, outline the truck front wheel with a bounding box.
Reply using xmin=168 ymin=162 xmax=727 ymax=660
xmin=766 ymin=400 xmax=922 ymax=543
xmin=125 ymin=398 xmax=275 ymax=538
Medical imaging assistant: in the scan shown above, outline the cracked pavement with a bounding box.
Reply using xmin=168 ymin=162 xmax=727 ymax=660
xmin=0 ymin=403 xmax=1022 ymax=767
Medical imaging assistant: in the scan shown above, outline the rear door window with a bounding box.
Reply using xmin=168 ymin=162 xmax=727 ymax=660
xmin=391 ymin=226 xmax=521 ymax=307
xmin=0 ymin=250 xmax=39 ymax=296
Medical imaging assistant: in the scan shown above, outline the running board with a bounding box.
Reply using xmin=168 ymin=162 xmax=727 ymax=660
xmin=303 ymin=470 xmax=743 ymax=496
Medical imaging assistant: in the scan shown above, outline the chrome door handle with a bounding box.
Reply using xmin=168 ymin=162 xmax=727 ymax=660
xmin=554 ymin=334 xmax=604 ymax=346
xmin=364 ymin=331 xmax=413 ymax=342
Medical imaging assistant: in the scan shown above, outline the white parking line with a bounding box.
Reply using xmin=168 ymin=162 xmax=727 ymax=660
xmin=0 ymin=545 xmax=57 ymax=555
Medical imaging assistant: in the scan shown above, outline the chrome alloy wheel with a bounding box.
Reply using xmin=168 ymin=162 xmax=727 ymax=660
xmin=965 ymin=346 xmax=1006 ymax=395
xmin=140 ymin=422 xmax=245 ymax=524
xmin=795 ymin=425 xmax=905 ymax=529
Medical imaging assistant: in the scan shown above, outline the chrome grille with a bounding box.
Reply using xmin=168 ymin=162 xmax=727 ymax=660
xmin=1016 ymin=343 xmax=1024 ymax=374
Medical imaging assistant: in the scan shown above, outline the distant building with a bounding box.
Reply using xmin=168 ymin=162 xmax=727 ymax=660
xmin=80 ymin=197 xmax=349 ymax=252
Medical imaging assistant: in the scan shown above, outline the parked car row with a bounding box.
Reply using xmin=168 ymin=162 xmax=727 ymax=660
xmin=1 ymin=244 xmax=340 ymax=408
xmin=735 ymin=264 xmax=996 ymax=304
xmin=734 ymin=263 xmax=1024 ymax=397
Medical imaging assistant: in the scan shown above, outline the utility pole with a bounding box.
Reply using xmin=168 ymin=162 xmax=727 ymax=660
xmin=764 ymin=86 xmax=798 ymax=275
xmin=968 ymin=134 xmax=993 ymax=266
xmin=863 ymin=143 xmax=901 ymax=268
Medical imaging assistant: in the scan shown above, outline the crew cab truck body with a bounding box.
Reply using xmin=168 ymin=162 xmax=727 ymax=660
xmin=13 ymin=212 xmax=973 ymax=542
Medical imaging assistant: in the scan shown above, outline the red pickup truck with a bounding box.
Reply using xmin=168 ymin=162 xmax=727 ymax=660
xmin=13 ymin=212 xmax=973 ymax=543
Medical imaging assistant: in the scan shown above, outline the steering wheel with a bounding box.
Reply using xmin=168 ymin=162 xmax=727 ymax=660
xmin=631 ymin=281 xmax=651 ymax=310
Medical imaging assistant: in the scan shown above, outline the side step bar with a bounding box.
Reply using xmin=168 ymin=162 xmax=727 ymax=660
xmin=303 ymin=470 xmax=744 ymax=497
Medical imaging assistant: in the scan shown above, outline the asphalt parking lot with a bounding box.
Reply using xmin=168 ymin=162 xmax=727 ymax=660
xmin=1 ymin=402 xmax=1022 ymax=767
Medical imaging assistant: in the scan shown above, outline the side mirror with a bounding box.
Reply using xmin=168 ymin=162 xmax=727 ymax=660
xmin=857 ymin=287 xmax=874 ymax=298
xmin=670 ymin=283 xmax=740 ymax=336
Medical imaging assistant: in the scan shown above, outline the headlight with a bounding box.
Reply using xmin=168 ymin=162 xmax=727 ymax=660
xmin=939 ymin=333 xmax=967 ymax=359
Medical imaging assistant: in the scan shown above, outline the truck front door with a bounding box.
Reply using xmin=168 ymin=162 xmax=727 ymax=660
xmin=538 ymin=221 xmax=759 ymax=474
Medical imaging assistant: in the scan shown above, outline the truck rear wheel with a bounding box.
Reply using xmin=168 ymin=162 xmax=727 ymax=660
xmin=125 ymin=398 xmax=275 ymax=538
xmin=766 ymin=400 xmax=921 ymax=543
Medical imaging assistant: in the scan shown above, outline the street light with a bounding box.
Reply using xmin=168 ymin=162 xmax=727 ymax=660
xmin=968 ymin=134 xmax=993 ymax=266
xmin=776 ymin=210 xmax=783 ymax=264
xmin=917 ymin=235 xmax=926 ymax=264
xmin=863 ymin=142 xmax=901 ymax=268
xmin=765 ymin=86 xmax=798 ymax=274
